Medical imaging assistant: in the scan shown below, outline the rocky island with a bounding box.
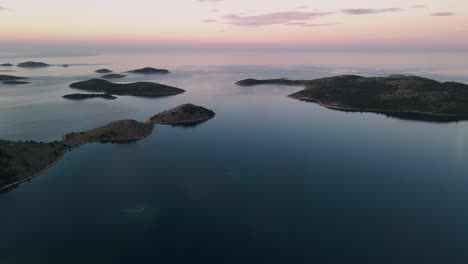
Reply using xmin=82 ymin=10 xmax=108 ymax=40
xmin=149 ymin=103 xmax=216 ymax=125
xmin=101 ymin=74 xmax=126 ymax=79
xmin=70 ymin=79 xmax=185 ymax=97
xmin=237 ymin=75 xmax=468 ymax=121
xmin=0 ymin=104 xmax=215 ymax=191
xmin=17 ymin=61 xmax=50 ymax=68
xmin=126 ymin=67 xmax=170 ymax=74
xmin=0 ymin=75 xmax=28 ymax=81
xmin=1 ymin=63 xmax=13 ymax=67
xmin=95 ymin=69 xmax=112 ymax=73
xmin=62 ymin=93 xmax=117 ymax=100
xmin=236 ymin=78 xmax=304 ymax=86
xmin=2 ymin=81 xmax=30 ymax=85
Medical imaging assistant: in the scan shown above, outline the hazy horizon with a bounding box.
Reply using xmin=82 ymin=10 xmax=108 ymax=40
xmin=1 ymin=0 xmax=467 ymax=53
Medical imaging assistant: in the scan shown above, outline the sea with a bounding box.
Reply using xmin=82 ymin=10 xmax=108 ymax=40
xmin=1 ymin=51 xmax=468 ymax=263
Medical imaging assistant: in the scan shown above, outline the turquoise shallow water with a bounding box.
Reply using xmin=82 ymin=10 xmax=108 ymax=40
xmin=1 ymin=52 xmax=468 ymax=263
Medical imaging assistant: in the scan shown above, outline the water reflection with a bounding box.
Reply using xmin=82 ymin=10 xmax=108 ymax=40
xmin=1 ymin=52 xmax=468 ymax=263
xmin=298 ymin=100 xmax=468 ymax=123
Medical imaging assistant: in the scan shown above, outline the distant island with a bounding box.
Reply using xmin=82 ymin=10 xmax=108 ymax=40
xmin=62 ymin=93 xmax=117 ymax=100
xmin=126 ymin=67 xmax=170 ymax=74
xmin=101 ymin=74 xmax=126 ymax=79
xmin=236 ymin=75 xmax=468 ymax=121
xmin=0 ymin=63 xmax=13 ymax=67
xmin=95 ymin=69 xmax=112 ymax=73
xmin=0 ymin=104 xmax=215 ymax=191
xmin=3 ymin=81 xmax=30 ymax=85
xmin=17 ymin=61 xmax=50 ymax=68
xmin=70 ymin=79 xmax=185 ymax=97
xmin=236 ymin=78 xmax=304 ymax=86
xmin=0 ymin=75 xmax=28 ymax=81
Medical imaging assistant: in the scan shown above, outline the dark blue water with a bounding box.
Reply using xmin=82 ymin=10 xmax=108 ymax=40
xmin=1 ymin=52 xmax=468 ymax=263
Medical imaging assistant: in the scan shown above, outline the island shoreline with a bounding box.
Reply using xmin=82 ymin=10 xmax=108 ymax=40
xmin=0 ymin=104 xmax=215 ymax=192
xmin=0 ymin=128 xmax=155 ymax=192
xmin=151 ymin=116 xmax=215 ymax=125
xmin=289 ymin=95 xmax=468 ymax=119
xmin=236 ymin=75 xmax=468 ymax=121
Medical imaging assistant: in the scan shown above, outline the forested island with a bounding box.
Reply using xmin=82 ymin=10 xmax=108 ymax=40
xmin=237 ymin=75 xmax=468 ymax=121
xmin=126 ymin=67 xmax=170 ymax=74
xmin=17 ymin=61 xmax=50 ymax=68
xmin=101 ymin=74 xmax=126 ymax=79
xmin=149 ymin=103 xmax=216 ymax=125
xmin=95 ymin=69 xmax=113 ymax=73
xmin=2 ymin=81 xmax=30 ymax=85
xmin=70 ymin=79 xmax=185 ymax=97
xmin=0 ymin=104 xmax=215 ymax=191
xmin=236 ymin=78 xmax=304 ymax=86
xmin=0 ymin=75 xmax=28 ymax=81
xmin=62 ymin=93 xmax=118 ymax=100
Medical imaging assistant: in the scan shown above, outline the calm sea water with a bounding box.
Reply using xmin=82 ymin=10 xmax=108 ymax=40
xmin=1 ymin=51 xmax=468 ymax=263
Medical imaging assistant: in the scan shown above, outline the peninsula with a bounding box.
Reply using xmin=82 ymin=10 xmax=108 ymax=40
xmin=237 ymin=75 xmax=468 ymax=121
xmin=17 ymin=61 xmax=50 ymax=68
xmin=126 ymin=67 xmax=170 ymax=74
xmin=95 ymin=69 xmax=112 ymax=73
xmin=0 ymin=63 xmax=13 ymax=67
xmin=0 ymin=104 xmax=215 ymax=191
xmin=101 ymin=74 xmax=126 ymax=79
xmin=62 ymin=93 xmax=118 ymax=100
xmin=69 ymin=79 xmax=185 ymax=97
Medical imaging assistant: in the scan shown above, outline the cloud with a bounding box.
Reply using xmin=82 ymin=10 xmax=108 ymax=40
xmin=412 ymin=5 xmax=425 ymax=8
xmin=197 ymin=0 xmax=222 ymax=2
xmin=0 ymin=6 xmax=9 ymax=11
xmin=284 ymin=21 xmax=309 ymax=26
xmin=222 ymin=11 xmax=334 ymax=27
xmin=431 ymin=12 xmax=455 ymax=16
xmin=301 ymin=23 xmax=339 ymax=27
xmin=284 ymin=21 xmax=338 ymax=27
xmin=341 ymin=8 xmax=401 ymax=15
xmin=202 ymin=19 xmax=218 ymax=23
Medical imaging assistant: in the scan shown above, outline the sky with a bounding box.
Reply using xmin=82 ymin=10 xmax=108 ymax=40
xmin=0 ymin=0 xmax=467 ymax=52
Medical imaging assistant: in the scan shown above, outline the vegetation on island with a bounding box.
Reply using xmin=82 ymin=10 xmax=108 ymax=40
xmin=236 ymin=78 xmax=304 ymax=86
xmin=70 ymin=79 xmax=185 ymax=97
xmin=2 ymin=81 xmax=30 ymax=85
xmin=62 ymin=93 xmax=118 ymax=100
xmin=0 ymin=104 xmax=215 ymax=191
xmin=95 ymin=69 xmax=113 ymax=73
xmin=237 ymin=75 xmax=468 ymax=121
xmin=17 ymin=61 xmax=50 ymax=68
xmin=0 ymin=75 xmax=28 ymax=81
xmin=148 ymin=103 xmax=216 ymax=125
xmin=126 ymin=67 xmax=170 ymax=74
xmin=101 ymin=74 xmax=126 ymax=79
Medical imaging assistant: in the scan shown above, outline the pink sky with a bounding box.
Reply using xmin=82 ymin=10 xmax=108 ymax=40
xmin=0 ymin=0 xmax=467 ymax=51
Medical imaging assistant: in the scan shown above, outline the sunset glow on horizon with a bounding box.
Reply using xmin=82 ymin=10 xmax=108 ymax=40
xmin=1 ymin=0 xmax=467 ymax=51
